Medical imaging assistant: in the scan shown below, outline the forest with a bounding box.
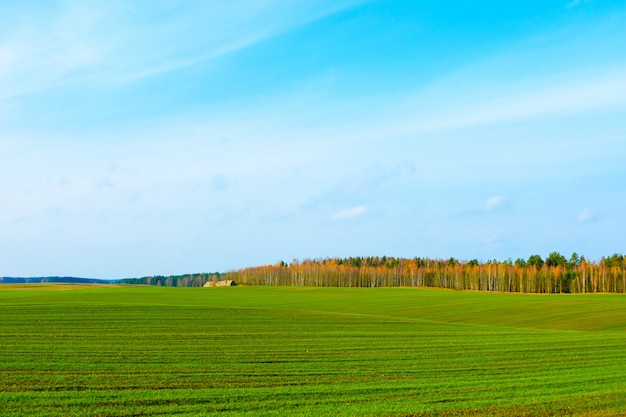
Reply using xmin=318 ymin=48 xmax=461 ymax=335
xmin=123 ymin=252 xmax=626 ymax=293
xmin=118 ymin=272 xmax=220 ymax=287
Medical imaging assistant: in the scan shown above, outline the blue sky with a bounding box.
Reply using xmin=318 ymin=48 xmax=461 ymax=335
xmin=1 ymin=1 xmax=625 ymax=278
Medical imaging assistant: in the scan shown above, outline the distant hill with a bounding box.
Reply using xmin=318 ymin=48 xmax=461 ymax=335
xmin=0 ymin=276 xmax=115 ymax=284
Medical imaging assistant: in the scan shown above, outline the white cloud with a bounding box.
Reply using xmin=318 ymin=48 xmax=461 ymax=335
xmin=577 ymin=207 xmax=595 ymax=223
xmin=331 ymin=206 xmax=366 ymax=220
xmin=483 ymin=196 xmax=504 ymax=211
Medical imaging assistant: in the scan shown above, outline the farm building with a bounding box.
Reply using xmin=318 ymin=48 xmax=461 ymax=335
xmin=203 ymin=280 xmax=236 ymax=287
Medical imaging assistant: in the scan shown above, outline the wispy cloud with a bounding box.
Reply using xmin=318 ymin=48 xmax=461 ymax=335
xmin=566 ymin=0 xmax=591 ymax=8
xmin=210 ymin=174 xmax=230 ymax=193
xmin=340 ymin=11 xmax=626 ymax=142
xmin=283 ymin=66 xmax=626 ymax=153
xmin=577 ymin=207 xmax=596 ymax=223
xmin=331 ymin=206 xmax=367 ymax=221
xmin=0 ymin=1 xmax=368 ymax=99
xmin=396 ymin=71 xmax=626 ymax=139
xmin=483 ymin=196 xmax=505 ymax=211
xmin=300 ymin=161 xmax=416 ymax=214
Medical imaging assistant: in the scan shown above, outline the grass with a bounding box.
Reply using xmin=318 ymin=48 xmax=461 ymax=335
xmin=1 ymin=285 xmax=626 ymax=416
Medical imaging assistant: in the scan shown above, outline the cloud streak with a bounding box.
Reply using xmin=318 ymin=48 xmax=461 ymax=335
xmin=577 ymin=208 xmax=596 ymax=223
xmin=483 ymin=196 xmax=505 ymax=211
xmin=0 ymin=1 xmax=369 ymax=100
xmin=331 ymin=206 xmax=367 ymax=221
xmin=359 ymin=68 xmax=626 ymax=144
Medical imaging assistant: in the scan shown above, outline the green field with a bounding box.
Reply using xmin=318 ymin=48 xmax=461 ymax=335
xmin=1 ymin=285 xmax=626 ymax=416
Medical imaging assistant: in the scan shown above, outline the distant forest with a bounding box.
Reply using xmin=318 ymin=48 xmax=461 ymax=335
xmin=122 ymin=252 xmax=626 ymax=294
xmin=0 ymin=276 xmax=113 ymax=284
xmin=118 ymin=273 xmax=221 ymax=287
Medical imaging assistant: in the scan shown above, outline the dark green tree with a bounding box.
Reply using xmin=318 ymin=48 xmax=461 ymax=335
xmin=467 ymin=259 xmax=479 ymax=267
xmin=605 ymin=253 xmax=624 ymax=268
xmin=546 ymin=252 xmax=567 ymax=267
xmin=568 ymin=252 xmax=581 ymax=268
xmin=527 ymin=254 xmax=544 ymax=269
xmin=514 ymin=258 xmax=527 ymax=268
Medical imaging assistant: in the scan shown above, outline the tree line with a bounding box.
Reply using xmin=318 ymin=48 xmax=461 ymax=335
xmin=118 ymin=272 xmax=221 ymax=287
xmin=221 ymin=253 xmax=626 ymax=293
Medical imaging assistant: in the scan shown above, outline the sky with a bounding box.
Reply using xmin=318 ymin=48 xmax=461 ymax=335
xmin=1 ymin=0 xmax=625 ymax=279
